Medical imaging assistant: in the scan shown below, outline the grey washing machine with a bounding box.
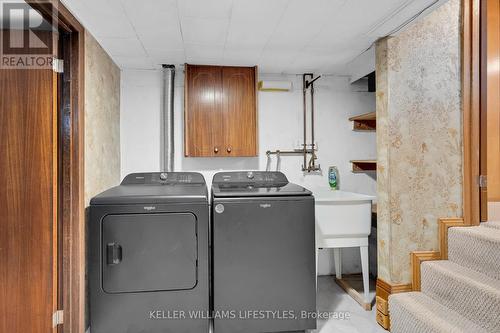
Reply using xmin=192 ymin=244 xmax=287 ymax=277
xmin=211 ymin=171 xmax=316 ymax=333
xmin=89 ymin=172 xmax=209 ymax=333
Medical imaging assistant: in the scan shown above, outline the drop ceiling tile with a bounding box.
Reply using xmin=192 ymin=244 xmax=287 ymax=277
xmin=185 ymin=57 xmax=224 ymax=66
xmin=62 ymin=0 xmax=136 ymax=38
xmin=121 ymin=0 xmax=177 ymax=12
xmin=220 ymin=59 xmax=258 ymax=67
xmin=136 ymin=26 xmax=184 ymax=51
xmin=225 ymin=0 xmax=288 ymax=48
xmin=258 ymin=49 xmax=297 ymax=74
xmin=223 ymin=46 xmax=262 ymax=65
xmin=290 ymin=47 xmax=361 ymax=74
xmin=367 ymin=0 xmax=438 ymax=38
xmin=146 ymin=47 xmax=184 ymax=58
xmin=265 ymin=0 xmax=345 ymax=49
xmin=260 ymin=45 xmax=302 ymax=60
xmin=63 ymin=0 xmax=445 ymax=73
xmin=121 ymin=0 xmax=178 ymax=31
xmin=185 ymin=43 xmax=224 ymax=60
xmin=99 ymin=37 xmax=146 ymax=57
xmin=178 ymin=0 xmax=233 ymax=19
xmin=113 ymin=55 xmax=154 ymax=69
xmin=148 ymin=49 xmax=185 ymax=66
xmin=180 ymin=17 xmax=229 ymax=45
xmin=308 ymin=0 xmax=407 ymax=48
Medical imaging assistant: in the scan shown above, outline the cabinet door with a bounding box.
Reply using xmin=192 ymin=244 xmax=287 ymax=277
xmin=184 ymin=64 xmax=223 ymax=156
xmin=221 ymin=66 xmax=258 ymax=156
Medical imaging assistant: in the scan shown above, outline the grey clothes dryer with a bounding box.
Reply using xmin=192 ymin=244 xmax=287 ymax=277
xmin=211 ymin=171 xmax=316 ymax=333
xmin=89 ymin=172 xmax=209 ymax=333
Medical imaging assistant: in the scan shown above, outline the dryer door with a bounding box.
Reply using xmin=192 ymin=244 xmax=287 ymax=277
xmin=102 ymin=213 xmax=197 ymax=293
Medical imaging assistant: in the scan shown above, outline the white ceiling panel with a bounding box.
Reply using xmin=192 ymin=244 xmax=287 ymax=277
xmin=112 ymin=55 xmax=154 ymax=69
xmin=148 ymin=49 xmax=185 ymax=67
xmin=178 ymin=0 xmax=233 ymax=19
xmin=264 ymin=0 xmax=345 ymax=49
xmin=136 ymin=26 xmax=184 ymax=51
xmin=224 ymin=46 xmax=263 ymax=64
xmin=258 ymin=47 xmax=298 ymax=74
xmin=180 ymin=17 xmax=229 ymax=46
xmin=98 ymin=37 xmax=146 ymax=57
xmin=61 ymin=0 xmax=447 ymax=72
xmin=121 ymin=0 xmax=178 ymax=31
xmin=225 ymin=0 xmax=288 ymax=48
xmin=62 ymin=0 xmax=136 ymax=39
xmin=308 ymin=0 xmax=409 ymax=48
xmin=185 ymin=43 xmax=224 ymax=63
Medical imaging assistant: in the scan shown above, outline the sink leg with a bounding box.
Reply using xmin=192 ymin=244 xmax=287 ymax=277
xmin=333 ymin=248 xmax=342 ymax=279
xmin=360 ymin=245 xmax=370 ymax=304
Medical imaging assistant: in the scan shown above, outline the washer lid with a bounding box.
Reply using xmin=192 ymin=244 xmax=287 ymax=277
xmin=90 ymin=172 xmax=208 ymax=205
xmin=212 ymin=171 xmax=312 ymax=198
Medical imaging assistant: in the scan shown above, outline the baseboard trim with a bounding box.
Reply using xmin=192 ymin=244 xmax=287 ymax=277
xmin=411 ymin=217 xmax=467 ymax=291
xmin=375 ymin=278 xmax=412 ymax=330
xmin=411 ymin=251 xmax=441 ymax=291
xmin=439 ymin=217 xmax=467 ymax=259
xmin=377 ymin=218 xmax=469 ymax=329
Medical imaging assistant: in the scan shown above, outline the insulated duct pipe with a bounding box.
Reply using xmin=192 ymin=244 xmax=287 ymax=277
xmin=161 ymin=64 xmax=175 ymax=172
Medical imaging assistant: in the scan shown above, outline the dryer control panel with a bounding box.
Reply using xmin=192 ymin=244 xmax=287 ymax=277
xmin=121 ymin=172 xmax=206 ymax=185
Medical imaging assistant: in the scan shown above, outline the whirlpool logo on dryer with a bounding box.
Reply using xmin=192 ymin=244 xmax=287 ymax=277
xmin=143 ymin=206 xmax=156 ymax=211
xmin=259 ymin=203 xmax=272 ymax=208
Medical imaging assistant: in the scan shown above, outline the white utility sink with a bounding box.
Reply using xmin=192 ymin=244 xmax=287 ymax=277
xmin=314 ymin=189 xmax=375 ymax=242
xmin=310 ymin=187 xmax=376 ymax=309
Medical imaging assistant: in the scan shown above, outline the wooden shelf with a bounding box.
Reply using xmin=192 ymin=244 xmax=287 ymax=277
xmin=349 ymin=111 xmax=376 ymax=131
xmin=351 ymin=160 xmax=377 ymax=173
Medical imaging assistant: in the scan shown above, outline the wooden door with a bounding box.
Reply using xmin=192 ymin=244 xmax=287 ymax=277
xmin=221 ymin=66 xmax=257 ymax=156
xmin=0 ymin=53 xmax=58 ymax=332
xmin=184 ymin=64 xmax=224 ymax=157
xmin=483 ymin=0 xmax=500 ymax=220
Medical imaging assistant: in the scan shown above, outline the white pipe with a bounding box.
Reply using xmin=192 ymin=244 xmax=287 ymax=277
xmin=161 ymin=65 xmax=175 ymax=172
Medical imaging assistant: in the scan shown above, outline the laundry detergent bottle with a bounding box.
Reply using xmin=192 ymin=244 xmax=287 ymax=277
xmin=328 ymin=166 xmax=339 ymax=190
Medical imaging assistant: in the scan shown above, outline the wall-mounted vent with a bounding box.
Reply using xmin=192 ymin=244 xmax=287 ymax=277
xmin=258 ymin=80 xmax=292 ymax=92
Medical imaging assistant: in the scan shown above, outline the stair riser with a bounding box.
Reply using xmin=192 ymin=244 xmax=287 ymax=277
xmin=482 ymin=222 xmax=500 ymax=230
xmin=448 ymin=228 xmax=500 ymax=281
xmin=421 ymin=263 xmax=500 ymax=332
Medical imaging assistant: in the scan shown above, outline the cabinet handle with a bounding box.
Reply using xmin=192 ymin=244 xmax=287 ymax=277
xmin=214 ymin=147 xmax=219 ymax=153
xmin=227 ymin=147 xmax=232 ymax=153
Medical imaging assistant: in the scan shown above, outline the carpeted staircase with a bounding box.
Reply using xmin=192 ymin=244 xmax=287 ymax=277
xmin=389 ymin=221 xmax=500 ymax=333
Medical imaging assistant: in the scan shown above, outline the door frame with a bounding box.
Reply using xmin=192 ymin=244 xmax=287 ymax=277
xmin=462 ymin=0 xmax=482 ymax=226
xmin=29 ymin=1 xmax=85 ymax=331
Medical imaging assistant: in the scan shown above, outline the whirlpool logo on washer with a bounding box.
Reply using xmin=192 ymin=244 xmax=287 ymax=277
xmin=259 ymin=203 xmax=272 ymax=208
xmin=143 ymin=206 xmax=156 ymax=211
xmin=215 ymin=204 xmax=225 ymax=214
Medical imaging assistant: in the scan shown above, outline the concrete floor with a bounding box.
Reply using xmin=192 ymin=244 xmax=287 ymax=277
xmin=311 ymin=276 xmax=386 ymax=333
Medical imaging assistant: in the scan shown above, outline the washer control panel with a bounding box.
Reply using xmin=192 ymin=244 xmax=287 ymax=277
xmin=121 ymin=172 xmax=206 ymax=185
xmin=212 ymin=171 xmax=288 ymax=186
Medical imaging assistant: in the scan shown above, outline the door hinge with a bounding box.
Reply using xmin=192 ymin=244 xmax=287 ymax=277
xmin=52 ymin=58 xmax=64 ymax=73
xmin=53 ymin=310 xmax=64 ymax=327
xmin=478 ymin=175 xmax=487 ymax=188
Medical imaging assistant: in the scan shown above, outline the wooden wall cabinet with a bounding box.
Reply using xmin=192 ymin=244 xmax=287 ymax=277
xmin=184 ymin=64 xmax=258 ymax=157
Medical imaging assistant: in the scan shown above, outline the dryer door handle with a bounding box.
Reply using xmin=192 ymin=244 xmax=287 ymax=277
xmin=107 ymin=242 xmax=122 ymax=265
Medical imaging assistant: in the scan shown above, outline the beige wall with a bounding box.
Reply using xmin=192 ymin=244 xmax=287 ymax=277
xmin=83 ymin=31 xmax=120 ymax=330
xmin=376 ymin=0 xmax=463 ymax=284
xmin=84 ymin=31 xmax=121 ymax=205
